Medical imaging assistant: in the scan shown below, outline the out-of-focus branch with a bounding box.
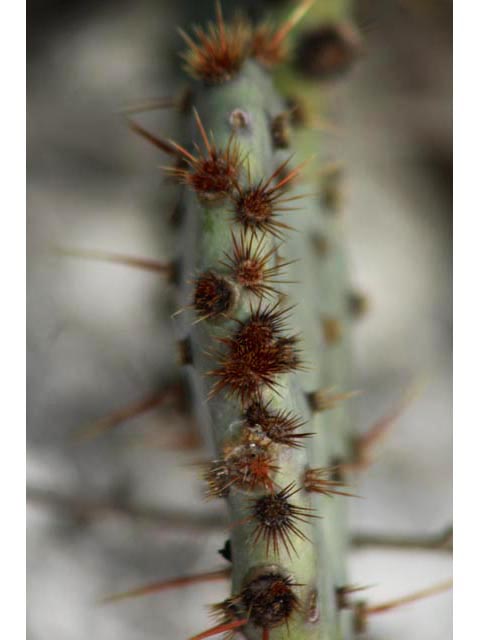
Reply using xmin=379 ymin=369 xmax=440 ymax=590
xmin=26 ymin=485 xmax=226 ymax=532
xmin=351 ymin=527 xmax=452 ymax=553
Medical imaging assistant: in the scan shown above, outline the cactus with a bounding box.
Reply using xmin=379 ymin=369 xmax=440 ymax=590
xmin=50 ymin=2 xmax=451 ymax=639
xmin=151 ymin=2 xmax=361 ymax=638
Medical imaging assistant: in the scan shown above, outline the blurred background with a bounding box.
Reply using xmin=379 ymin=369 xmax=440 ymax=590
xmin=27 ymin=1 xmax=452 ymax=639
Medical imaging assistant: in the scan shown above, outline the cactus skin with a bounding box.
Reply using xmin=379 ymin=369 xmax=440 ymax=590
xmin=270 ymin=2 xmax=358 ymax=637
xmin=170 ymin=3 xmax=357 ymax=639
xmin=177 ymin=61 xmax=319 ymax=640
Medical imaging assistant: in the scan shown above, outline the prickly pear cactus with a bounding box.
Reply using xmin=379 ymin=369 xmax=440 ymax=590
xmin=162 ymin=2 xmax=359 ymax=638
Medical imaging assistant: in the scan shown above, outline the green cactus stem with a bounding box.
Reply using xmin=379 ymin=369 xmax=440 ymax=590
xmin=166 ymin=3 xmax=358 ymax=638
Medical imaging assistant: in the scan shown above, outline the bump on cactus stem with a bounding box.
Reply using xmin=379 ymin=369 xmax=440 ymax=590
xmin=229 ymin=107 xmax=251 ymax=131
xmin=207 ymin=305 xmax=303 ymax=405
xmin=204 ymin=443 xmax=279 ymax=497
xmin=244 ymin=399 xmax=314 ymax=448
xmin=306 ymin=587 xmax=320 ymax=623
xmin=321 ymin=316 xmax=343 ymax=344
xmin=192 ymin=271 xmax=239 ymax=320
xmin=179 ymin=1 xmax=251 ymax=84
xmin=321 ymin=164 xmax=344 ymax=213
xmin=294 ymin=22 xmax=363 ymax=80
xmin=176 ymin=336 xmax=194 ymax=366
xmin=309 ymin=231 xmax=330 ymax=256
xmin=166 ymin=109 xmax=243 ymax=203
xmin=240 ymin=570 xmax=301 ymax=628
xmin=248 ymin=482 xmax=318 ymax=558
xmin=219 ymin=231 xmax=293 ymax=300
xmin=270 ymin=112 xmax=292 ymax=149
xmin=231 ymin=157 xmax=307 ymax=238
xmin=206 ymin=567 xmax=303 ymax=635
xmin=348 ymin=290 xmax=369 ymax=318
xmin=285 ymin=94 xmax=310 ymax=128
